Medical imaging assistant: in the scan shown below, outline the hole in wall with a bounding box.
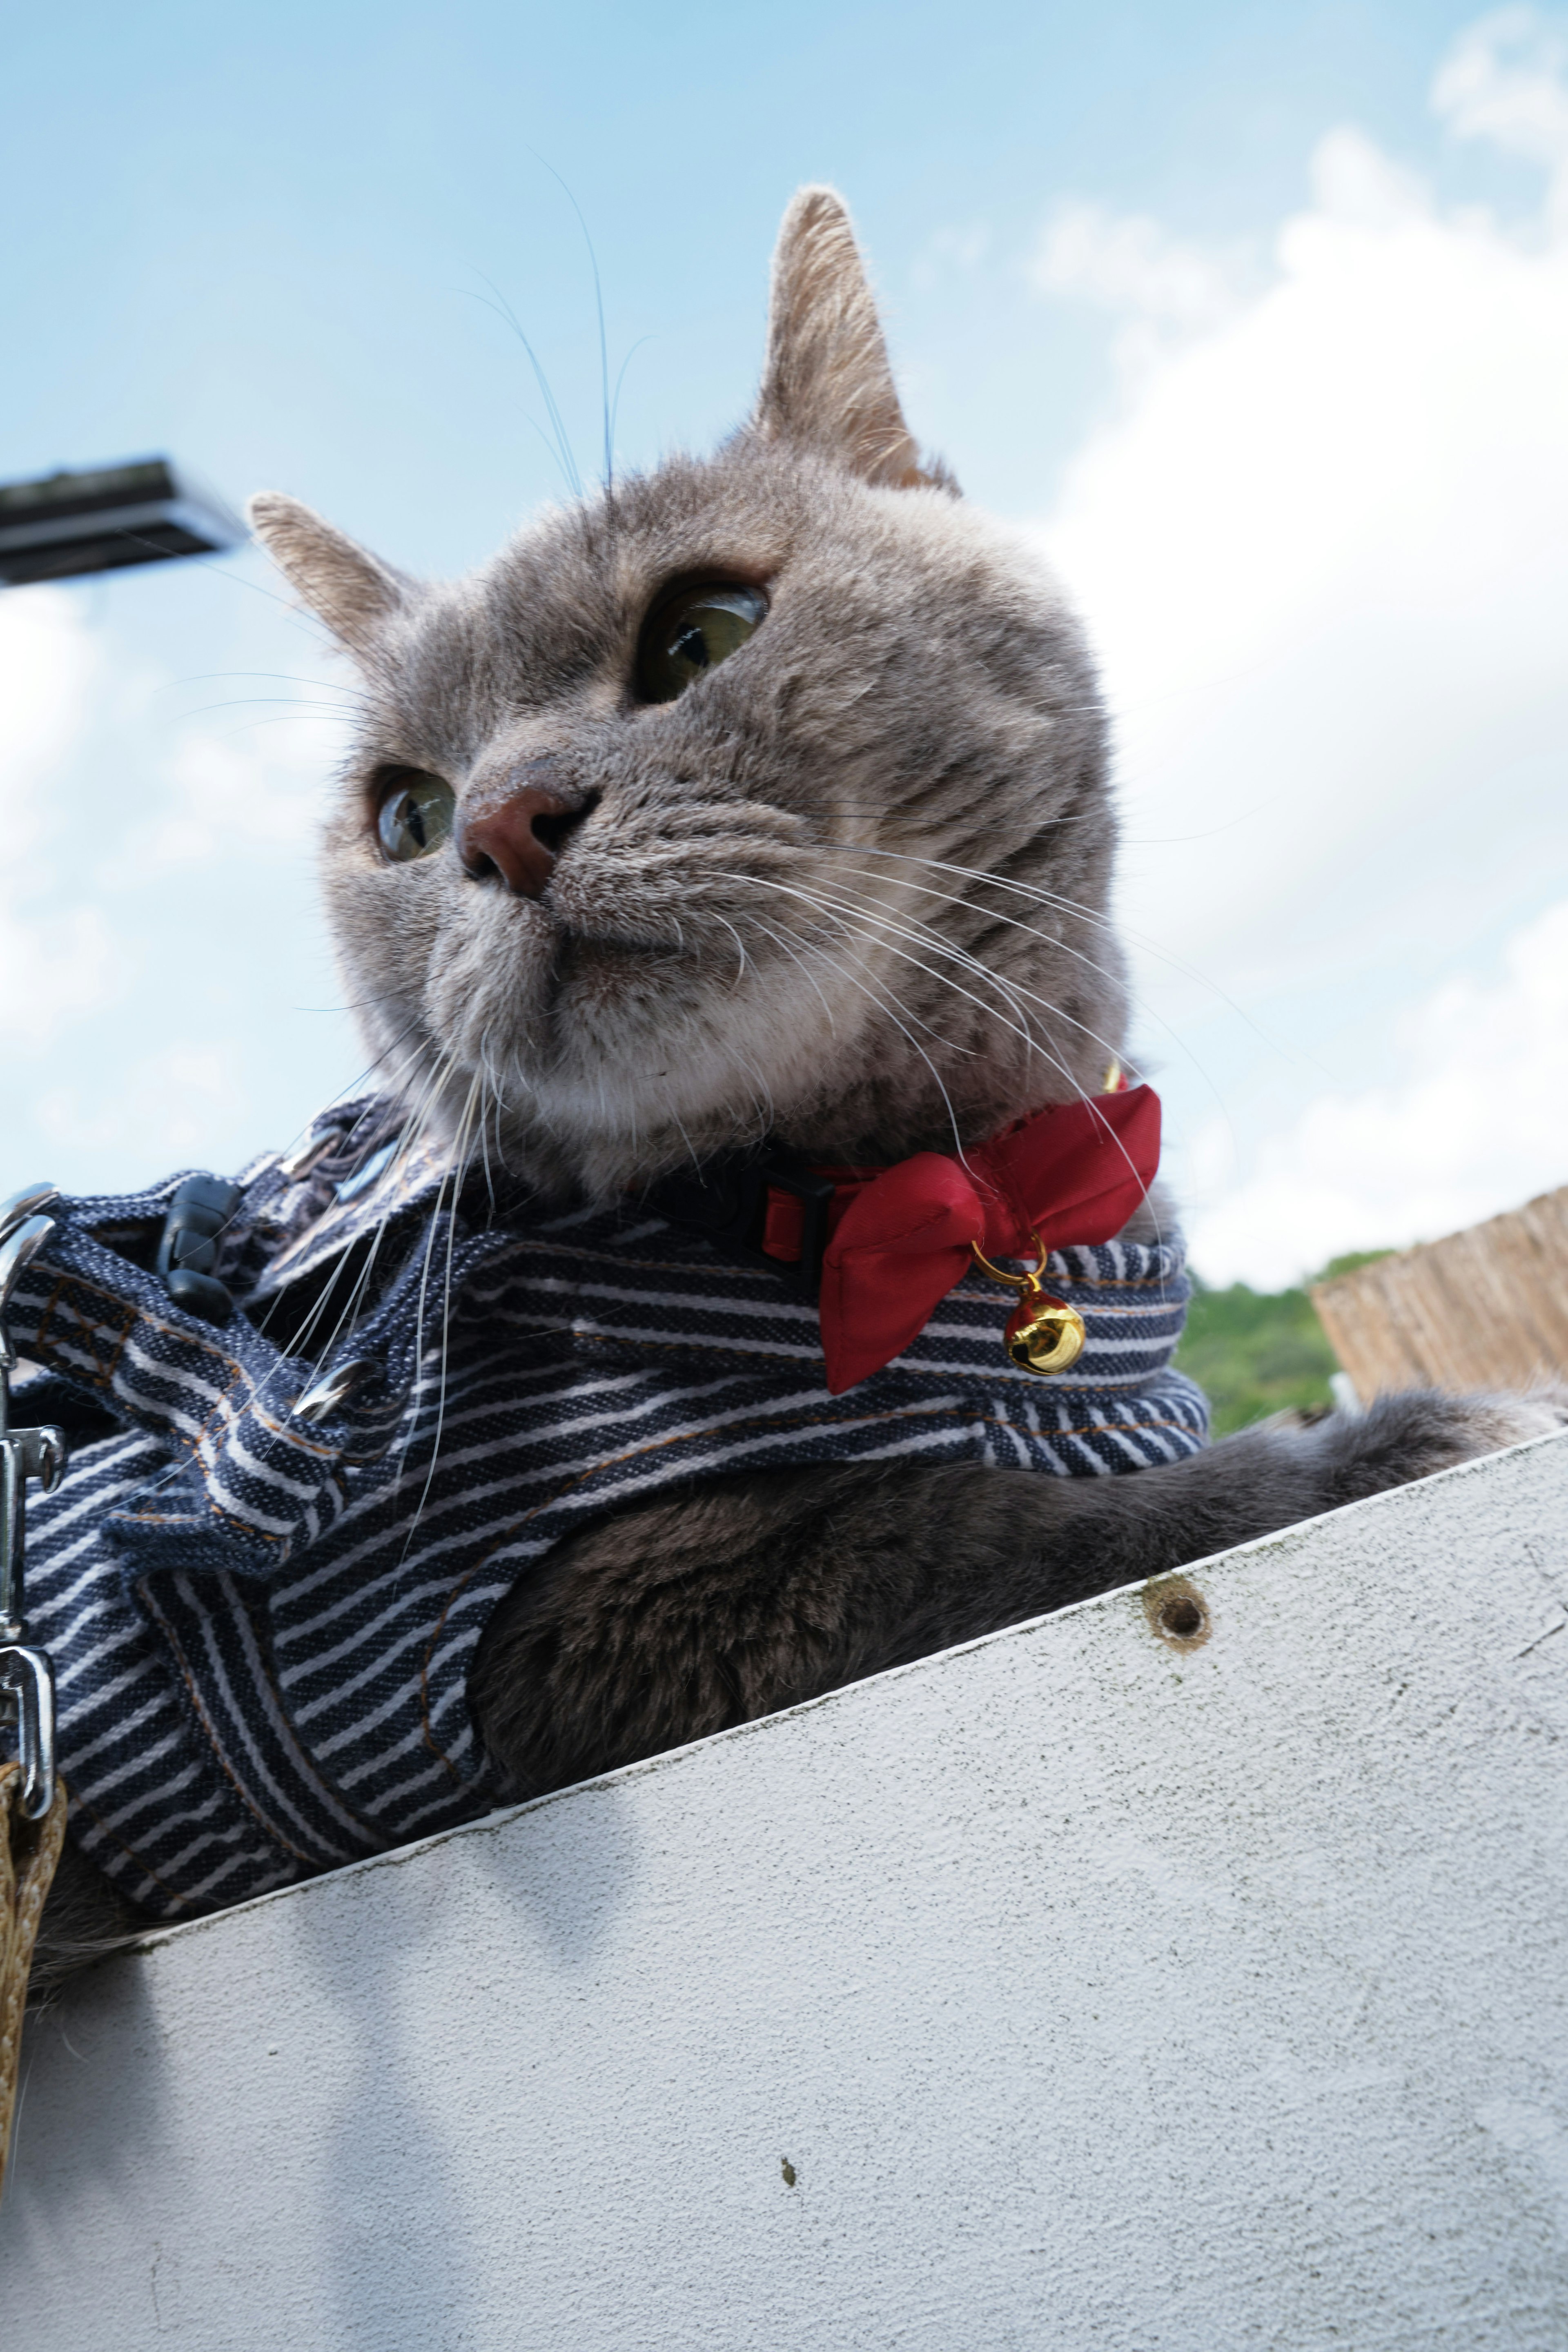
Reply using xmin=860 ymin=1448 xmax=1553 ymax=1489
xmin=1144 ymin=1578 xmax=1212 ymax=1651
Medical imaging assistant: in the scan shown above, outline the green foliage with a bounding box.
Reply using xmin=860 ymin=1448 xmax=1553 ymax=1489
xmin=1314 ymin=1249 xmax=1394 ymax=1284
xmin=1176 ymin=1249 xmax=1394 ymax=1435
xmin=1177 ymin=1276 xmax=1335 ymax=1435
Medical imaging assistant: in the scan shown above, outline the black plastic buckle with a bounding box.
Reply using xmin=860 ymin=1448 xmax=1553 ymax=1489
xmin=647 ymin=1145 xmax=836 ymax=1303
xmin=156 ymin=1174 xmax=243 ymax=1324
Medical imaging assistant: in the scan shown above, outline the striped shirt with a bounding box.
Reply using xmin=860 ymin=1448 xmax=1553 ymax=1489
xmin=10 ymin=1100 xmax=1207 ymax=1919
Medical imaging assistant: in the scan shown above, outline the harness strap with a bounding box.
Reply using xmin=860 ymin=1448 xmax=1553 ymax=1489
xmin=0 ymin=1765 xmax=67 ymax=2197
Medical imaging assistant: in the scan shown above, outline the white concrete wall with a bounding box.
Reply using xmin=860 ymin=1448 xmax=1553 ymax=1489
xmin=4 ymin=1434 xmax=1568 ymax=2351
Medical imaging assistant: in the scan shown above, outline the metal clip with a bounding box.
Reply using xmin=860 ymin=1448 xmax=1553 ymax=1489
xmin=0 ymin=1645 xmax=56 ymax=1821
xmin=0 ymin=1188 xmax=67 ymax=1820
xmin=0 ymin=1183 xmax=60 ymax=1250
xmin=294 ymin=1354 xmax=383 ymax=1424
xmin=278 ymin=1122 xmax=347 ymax=1182
xmin=0 ymin=1207 xmax=59 ymax=1373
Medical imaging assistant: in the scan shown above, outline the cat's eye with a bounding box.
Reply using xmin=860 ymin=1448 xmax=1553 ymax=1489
xmin=375 ymin=771 xmax=455 ymax=863
xmin=637 ymin=582 xmax=767 ymax=704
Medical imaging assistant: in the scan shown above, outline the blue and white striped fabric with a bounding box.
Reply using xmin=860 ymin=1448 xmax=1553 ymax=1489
xmin=9 ymin=1099 xmax=1207 ymax=1919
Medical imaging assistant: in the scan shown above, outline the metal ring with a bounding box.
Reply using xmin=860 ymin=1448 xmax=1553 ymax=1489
xmin=969 ymin=1228 xmax=1049 ymax=1292
xmin=0 ymin=1216 xmax=58 ymax=1366
xmin=278 ymin=1127 xmax=346 ymax=1181
xmin=293 ymin=1356 xmax=383 ymax=1424
xmin=0 ymin=1185 xmax=59 ymax=1254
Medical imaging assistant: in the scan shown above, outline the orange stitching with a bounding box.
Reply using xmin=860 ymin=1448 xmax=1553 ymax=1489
xmin=466 ymin=1234 xmax=1185 ymax=1294
xmin=43 ymin=1277 xmax=134 ymax=1390
xmin=233 ymin=1608 xmax=387 ymax=1848
xmin=107 ymin=1497 xmax=288 ymax=1547
xmin=244 ymin=1399 xmax=341 ymax=1459
xmin=482 ymin=1317 xmax=1179 ymax=1380
xmin=36 ymin=1264 xmax=347 ymax=1544
xmin=36 ymin=1271 xmax=256 ymax=1495
xmin=40 ymin=1274 xmax=335 ymax=1516
xmin=35 ymin=1266 xmax=245 ymax=1384
xmin=138 ymin=1581 xmax=321 ymax=1868
xmin=202 ymin=1483 xmax=287 ymax=1545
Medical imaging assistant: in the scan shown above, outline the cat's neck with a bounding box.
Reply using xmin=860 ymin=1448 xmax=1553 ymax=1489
xmin=466 ymin=1049 xmax=1112 ymax=1208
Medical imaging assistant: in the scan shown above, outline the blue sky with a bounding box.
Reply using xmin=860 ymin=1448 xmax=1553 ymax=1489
xmin=3 ymin=0 xmax=1566 ymax=1283
xmin=4 ymin=1 xmax=1512 ymax=537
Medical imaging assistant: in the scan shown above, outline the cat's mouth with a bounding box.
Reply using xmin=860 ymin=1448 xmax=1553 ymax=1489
xmin=552 ymin=927 xmax=684 ymax=973
xmin=539 ymin=925 xmax=689 ymax=1028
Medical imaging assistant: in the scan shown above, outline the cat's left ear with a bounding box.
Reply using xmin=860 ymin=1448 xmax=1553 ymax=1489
xmin=753 ymin=187 xmax=954 ymax=491
xmin=248 ymin=492 xmax=410 ymax=654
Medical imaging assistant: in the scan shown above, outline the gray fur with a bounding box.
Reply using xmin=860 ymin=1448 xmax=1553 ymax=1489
xmin=38 ymin=187 xmax=1565 ymax=1984
xmin=249 ymin=198 xmax=1124 ymax=1198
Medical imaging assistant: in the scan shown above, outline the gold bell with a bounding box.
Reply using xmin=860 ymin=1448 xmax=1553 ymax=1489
xmin=970 ymin=1230 xmax=1087 ymax=1376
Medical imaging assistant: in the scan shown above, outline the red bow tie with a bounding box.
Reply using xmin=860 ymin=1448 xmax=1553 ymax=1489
xmin=758 ymin=1085 xmax=1161 ymax=1392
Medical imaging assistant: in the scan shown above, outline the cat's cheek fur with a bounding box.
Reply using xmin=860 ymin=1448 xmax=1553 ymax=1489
xmin=426 ymin=898 xmax=561 ymax=1074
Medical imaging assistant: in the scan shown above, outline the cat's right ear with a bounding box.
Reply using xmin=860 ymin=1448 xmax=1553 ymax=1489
xmin=248 ymin=492 xmax=408 ymax=654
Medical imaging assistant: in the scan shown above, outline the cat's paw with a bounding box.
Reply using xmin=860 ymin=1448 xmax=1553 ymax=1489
xmin=1445 ymin=1383 xmax=1568 ymax=1455
xmin=1327 ymin=1382 xmax=1568 ymax=1499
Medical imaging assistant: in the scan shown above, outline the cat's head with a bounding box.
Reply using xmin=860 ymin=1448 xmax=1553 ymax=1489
xmin=252 ymin=187 xmax=1126 ymax=1200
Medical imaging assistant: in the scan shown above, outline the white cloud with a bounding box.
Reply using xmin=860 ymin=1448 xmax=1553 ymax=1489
xmin=114 ymin=708 xmax=346 ymax=881
xmin=1307 ymin=126 xmax=1432 ymax=229
xmin=0 ymin=581 xmax=347 ymax=1049
xmin=36 ymin=1041 xmax=252 ymax=1164
xmin=0 ymin=581 xmax=359 ymax=1192
xmin=1183 ymin=895 xmax=1568 ymax=1287
xmin=1433 ymin=7 xmax=1568 ymax=203
xmin=0 ymin=902 xmax=122 ymax=1034
xmin=0 ymin=591 xmax=130 ymax=1038
xmin=1031 ymin=9 xmax=1568 ymax=1283
xmin=0 ymin=589 xmax=98 ymax=827
xmin=910 ymin=223 xmax=992 ymax=292
xmin=1027 ymin=203 xmax=1255 ymax=376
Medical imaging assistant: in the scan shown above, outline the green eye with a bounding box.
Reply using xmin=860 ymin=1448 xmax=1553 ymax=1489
xmin=376 ymin=771 xmax=455 ymax=862
xmin=637 ymin=582 xmax=767 ymax=704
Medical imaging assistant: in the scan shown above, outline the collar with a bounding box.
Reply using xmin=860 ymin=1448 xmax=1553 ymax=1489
xmin=256 ymin=1075 xmax=1159 ymax=1397
xmin=648 ymin=1079 xmax=1160 ymax=1394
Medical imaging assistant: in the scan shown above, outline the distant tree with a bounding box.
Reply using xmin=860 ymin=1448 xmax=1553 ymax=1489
xmin=1176 ymin=1252 xmax=1392 ymax=1435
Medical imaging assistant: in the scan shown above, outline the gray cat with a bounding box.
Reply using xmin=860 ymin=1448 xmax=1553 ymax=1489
xmin=34 ymin=187 xmax=1566 ymax=1979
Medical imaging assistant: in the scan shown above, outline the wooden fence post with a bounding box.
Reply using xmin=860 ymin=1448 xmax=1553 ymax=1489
xmin=1311 ymin=1183 xmax=1568 ymax=1399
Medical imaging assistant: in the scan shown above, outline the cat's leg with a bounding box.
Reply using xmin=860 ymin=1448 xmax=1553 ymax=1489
xmin=470 ymin=1386 xmax=1568 ymax=1801
xmin=33 ymin=1387 xmax=1565 ymax=1984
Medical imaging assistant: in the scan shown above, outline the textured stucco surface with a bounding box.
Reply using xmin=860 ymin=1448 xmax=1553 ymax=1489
xmin=3 ymin=1433 xmax=1567 ymax=2350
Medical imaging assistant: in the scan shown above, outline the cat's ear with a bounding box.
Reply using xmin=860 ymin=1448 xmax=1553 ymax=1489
xmin=248 ymin=492 xmax=409 ymax=653
xmin=754 ymin=187 xmax=950 ymax=490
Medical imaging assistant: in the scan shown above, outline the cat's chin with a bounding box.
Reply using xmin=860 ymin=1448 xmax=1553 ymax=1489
xmin=439 ymin=947 xmax=847 ymax=1200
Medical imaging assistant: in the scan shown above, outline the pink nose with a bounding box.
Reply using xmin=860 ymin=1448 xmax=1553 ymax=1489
xmin=457 ymin=784 xmax=576 ymax=900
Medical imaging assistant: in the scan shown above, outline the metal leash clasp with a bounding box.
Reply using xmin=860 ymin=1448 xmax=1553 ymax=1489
xmin=0 ymin=1186 xmax=67 ymax=1821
